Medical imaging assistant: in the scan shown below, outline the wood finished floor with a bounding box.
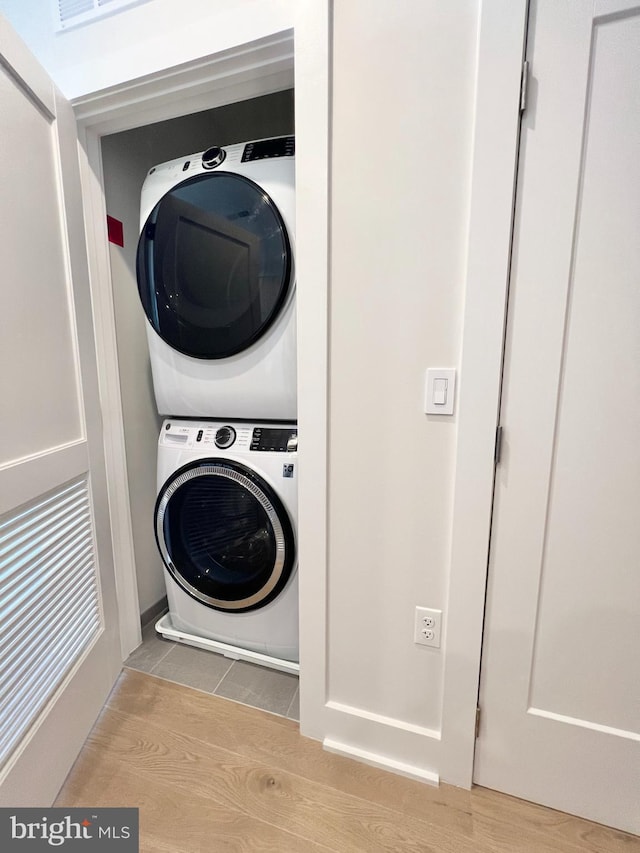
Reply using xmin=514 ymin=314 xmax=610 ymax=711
xmin=55 ymin=669 xmax=639 ymax=853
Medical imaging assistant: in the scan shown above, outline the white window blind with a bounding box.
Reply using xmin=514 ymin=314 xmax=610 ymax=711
xmin=55 ymin=0 xmax=151 ymax=31
xmin=0 ymin=478 xmax=101 ymax=770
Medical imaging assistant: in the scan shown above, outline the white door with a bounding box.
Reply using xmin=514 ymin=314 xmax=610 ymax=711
xmin=475 ymin=0 xmax=640 ymax=835
xmin=0 ymin=18 xmax=122 ymax=805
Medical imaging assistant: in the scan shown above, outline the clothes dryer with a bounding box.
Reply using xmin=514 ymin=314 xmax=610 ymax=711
xmin=137 ymin=136 xmax=296 ymax=420
xmin=155 ymin=419 xmax=298 ymax=662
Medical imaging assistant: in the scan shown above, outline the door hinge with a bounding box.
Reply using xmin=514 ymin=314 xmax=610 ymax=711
xmin=520 ymin=60 xmax=530 ymax=113
xmin=494 ymin=425 xmax=504 ymax=465
xmin=475 ymin=706 xmax=481 ymax=739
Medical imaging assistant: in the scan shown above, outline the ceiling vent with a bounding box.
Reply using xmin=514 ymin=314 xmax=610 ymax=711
xmin=55 ymin=0 xmax=151 ymax=31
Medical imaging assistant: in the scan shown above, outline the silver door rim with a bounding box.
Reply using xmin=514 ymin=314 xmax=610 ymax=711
xmin=156 ymin=463 xmax=287 ymax=610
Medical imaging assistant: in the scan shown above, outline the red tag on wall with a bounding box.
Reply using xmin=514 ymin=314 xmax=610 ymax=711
xmin=107 ymin=215 xmax=124 ymax=247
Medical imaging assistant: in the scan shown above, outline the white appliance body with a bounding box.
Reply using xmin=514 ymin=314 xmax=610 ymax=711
xmin=156 ymin=419 xmax=298 ymax=661
xmin=138 ymin=137 xmax=296 ymax=420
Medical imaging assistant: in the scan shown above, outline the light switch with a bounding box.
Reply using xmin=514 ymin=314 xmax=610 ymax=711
xmin=433 ymin=378 xmax=448 ymax=405
xmin=425 ymin=368 xmax=456 ymax=415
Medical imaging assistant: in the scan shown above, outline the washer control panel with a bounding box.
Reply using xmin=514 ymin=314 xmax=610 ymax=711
xmin=250 ymin=427 xmax=297 ymax=452
xmin=161 ymin=421 xmax=297 ymax=452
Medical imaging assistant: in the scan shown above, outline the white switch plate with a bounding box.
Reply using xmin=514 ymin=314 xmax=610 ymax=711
xmin=425 ymin=368 xmax=456 ymax=415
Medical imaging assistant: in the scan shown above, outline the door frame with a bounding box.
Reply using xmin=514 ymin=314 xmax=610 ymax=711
xmin=440 ymin=0 xmax=529 ymax=785
xmin=71 ymin=0 xmax=529 ymax=785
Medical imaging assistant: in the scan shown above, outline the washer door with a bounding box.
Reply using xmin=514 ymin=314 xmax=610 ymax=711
xmin=136 ymin=172 xmax=293 ymax=359
xmin=155 ymin=460 xmax=295 ymax=612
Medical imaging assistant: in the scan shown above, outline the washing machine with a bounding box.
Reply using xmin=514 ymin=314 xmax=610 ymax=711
xmin=155 ymin=419 xmax=298 ymax=662
xmin=136 ymin=135 xmax=296 ymax=420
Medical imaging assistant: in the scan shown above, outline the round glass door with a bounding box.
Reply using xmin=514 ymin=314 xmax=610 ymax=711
xmin=136 ymin=172 xmax=292 ymax=359
xmin=155 ymin=460 xmax=295 ymax=612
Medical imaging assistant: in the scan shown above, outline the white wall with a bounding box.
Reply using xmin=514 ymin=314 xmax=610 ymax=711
xmin=0 ymin=0 xmax=294 ymax=99
xmin=323 ymin=0 xmax=479 ymax=766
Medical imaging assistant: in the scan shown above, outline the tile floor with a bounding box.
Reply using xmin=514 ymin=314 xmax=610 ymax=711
xmin=124 ymin=619 xmax=300 ymax=722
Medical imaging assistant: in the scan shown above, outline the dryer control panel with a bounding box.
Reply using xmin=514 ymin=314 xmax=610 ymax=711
xmin=242 ymin=136 xmax=295 ymax=162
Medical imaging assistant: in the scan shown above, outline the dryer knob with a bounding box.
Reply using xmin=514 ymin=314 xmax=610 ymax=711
xmin=202 ymin=146 xmax=226 ymax=169
xmin=215 ymin=426 xmax=236 ymax=449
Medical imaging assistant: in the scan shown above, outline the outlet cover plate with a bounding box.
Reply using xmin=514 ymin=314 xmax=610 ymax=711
xmin=414 ymin=606 xmax=442 ymax=648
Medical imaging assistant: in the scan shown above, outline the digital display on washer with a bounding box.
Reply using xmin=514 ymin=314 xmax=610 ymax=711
xmin=242 ymin=136 xmax=295 ymax=162
xmin=250 ymin=427 xmax=297 ymax=452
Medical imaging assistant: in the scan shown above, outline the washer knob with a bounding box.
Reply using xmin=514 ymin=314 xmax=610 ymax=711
xmin=202 ymin=146 xmax=226 ymax=169
xmin=214 ymin=426 xmax=236 ymax=449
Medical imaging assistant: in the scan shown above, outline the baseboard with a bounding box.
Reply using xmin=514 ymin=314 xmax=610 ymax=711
xmin=140 ymin=596 xmax=168 ymax=630
xmin=323 ymin=737 xmax=440 ymax=787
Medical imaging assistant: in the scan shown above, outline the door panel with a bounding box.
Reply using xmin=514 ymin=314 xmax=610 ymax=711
xmin=0 ymin=18 xmax=122 ymax=805
xmin=0 ymin=35 xmax=82 ymax=463
xmin=475 ymin=0 xmax=640 ymax=834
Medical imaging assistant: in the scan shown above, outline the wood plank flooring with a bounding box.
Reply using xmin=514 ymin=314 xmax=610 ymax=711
xmin=55 ymin=669 xmax=640 ymax=853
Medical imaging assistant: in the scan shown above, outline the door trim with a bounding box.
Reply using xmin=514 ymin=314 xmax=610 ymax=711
xmin=72 ymin=31 xmax=296 ymax=131
xmin=439 ymin=0 xmax=529 ymax=786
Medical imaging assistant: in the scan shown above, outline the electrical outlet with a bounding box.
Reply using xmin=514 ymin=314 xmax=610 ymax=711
xmin=414 ymin=607 xmax=442 ymax=648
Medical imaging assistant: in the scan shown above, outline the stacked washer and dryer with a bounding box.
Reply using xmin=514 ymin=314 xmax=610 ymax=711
xmin=135 ymin=136 xmax=299 ymax=670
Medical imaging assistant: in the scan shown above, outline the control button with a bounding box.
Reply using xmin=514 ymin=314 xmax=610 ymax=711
xmin=287 ymin=434 xmax=298 ymax=452
xmin=196 ymin=430 xmax=203 ymax=442
xmin=202 ymin=146 xmax=226 ymax=169
xmin=215 ymin=426 xmax=236 ymax=449
xmin=165 ymin=422 xmax=171 ymax=430
xmin=182 ymin=160 xmax=190 ymax=171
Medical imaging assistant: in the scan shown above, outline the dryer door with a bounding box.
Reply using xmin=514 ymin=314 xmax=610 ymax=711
xmin=155 ymin=460 xmax=295 ymax=612
xmin=136 ymin=172 xmax=293 ymax=359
